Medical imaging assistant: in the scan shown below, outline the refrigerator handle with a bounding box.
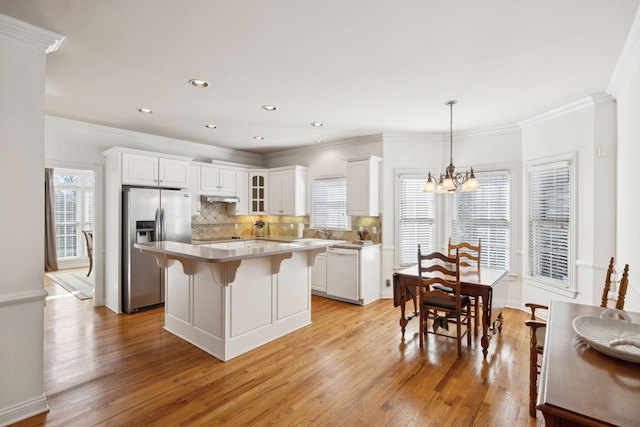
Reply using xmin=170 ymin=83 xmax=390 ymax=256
xmin=154 ymin=208 xmax=160 ymax=242
xmin=160 ymin=208 xmax=166 ymax=241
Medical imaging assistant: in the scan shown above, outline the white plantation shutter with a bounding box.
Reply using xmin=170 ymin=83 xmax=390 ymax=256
xmin=452 ymin=171 xmax=510 ymax=269
xmin=399 ymin=175 xmax=436 ymax=266
xmin=311 ymin=178 xmax=350 ymax=230
xmin=54 ymin=189 xmax=78 ymax=258
xmin=528 ymin=160 xmax=571 ymax=286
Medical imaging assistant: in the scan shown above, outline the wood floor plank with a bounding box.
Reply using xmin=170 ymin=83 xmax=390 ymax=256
xmin=11 ymin=274 xmax=544 ymax=426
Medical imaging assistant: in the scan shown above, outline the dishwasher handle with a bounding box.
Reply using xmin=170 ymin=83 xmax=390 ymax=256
xmin=328 ymin=248 xmax=359 ymax=256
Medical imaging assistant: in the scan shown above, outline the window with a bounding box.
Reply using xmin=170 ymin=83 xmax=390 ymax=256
xmin=528 ymin=156 xmax=573 ymax=289
xmin=452 ymin=171 xmax=510 ymax=269
xmin=398 ymin=175 xmax=436 ymax=266
xmin=311 ymin=178 xmax=350 ymax=230
xmin=53 ymin=169 xmax=94 ymax=261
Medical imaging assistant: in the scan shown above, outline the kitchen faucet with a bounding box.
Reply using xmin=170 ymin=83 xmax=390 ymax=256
xmin=317 ymin=228 xmax=330 ymax=239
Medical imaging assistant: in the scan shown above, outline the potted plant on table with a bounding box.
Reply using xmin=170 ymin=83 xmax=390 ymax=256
xmin=254 ymin=219 xmax=266 ymax=237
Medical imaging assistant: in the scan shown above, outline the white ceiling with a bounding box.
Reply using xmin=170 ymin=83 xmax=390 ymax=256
xmin=1 ymin=0 xmax=638 ymax=154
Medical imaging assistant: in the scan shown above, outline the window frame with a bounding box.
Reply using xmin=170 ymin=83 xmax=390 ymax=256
xmin=53 ymin=168 xmax=94 ymax=263
xmin=525 ymin=153 xmax=577 ymax=297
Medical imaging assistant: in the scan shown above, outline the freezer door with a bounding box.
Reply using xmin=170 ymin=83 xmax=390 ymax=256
xmin=123 ymin=187 xmax=163 ymax=313
xmin=160 ymin=190 xmax=192 ymax=243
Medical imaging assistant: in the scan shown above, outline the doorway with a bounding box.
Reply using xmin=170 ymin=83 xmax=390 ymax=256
xmin=45 ymin=161 xmax=104 ymax=307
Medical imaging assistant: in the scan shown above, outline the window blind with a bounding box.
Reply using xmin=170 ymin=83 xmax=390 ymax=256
xmin=528 ymin=161 xmax=570 ymax=285
xmin=398 ymin=175 xmax=436 ymax=266
xmin=311 ymin=178 xmax=349 ymax=230
xmin=452 ymin=171 xmax=510 ymax=269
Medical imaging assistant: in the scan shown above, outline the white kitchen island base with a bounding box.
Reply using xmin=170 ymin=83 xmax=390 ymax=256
xmin=137 ymin=240 xmax=333 ymax=361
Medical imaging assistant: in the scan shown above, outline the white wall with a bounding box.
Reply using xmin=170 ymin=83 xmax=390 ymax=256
xmin=0 ymin=14 xmax=61 ymax=426
xmin=615 ymin=37 xmax=640 ymax=313
xmin=262 ymin=134 xmax=383 ymax=174
xmin=521 ymin=95 xmax=617 ymax=309
xmin=45 ymin=116 xmax=263 ymax=166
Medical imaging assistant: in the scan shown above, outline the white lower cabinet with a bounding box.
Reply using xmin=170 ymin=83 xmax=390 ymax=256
xmin=311 ymin=253 xmax=327 ymax=293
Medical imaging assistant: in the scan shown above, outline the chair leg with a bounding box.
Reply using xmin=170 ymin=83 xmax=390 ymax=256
xmin=474 ymin=298 xmax=480 ymax=335
xmin=529 ymin=341 xmax=538 ymax=417
xmin=467 ymin=302 xmax=472 ymax=347
xmin=87 ymin=257 xmax=93 ymax=277
xmin=456 ymin=315 xmax=462 ymax=356
xmin=419 ymin=309 xmax=424 ymax=348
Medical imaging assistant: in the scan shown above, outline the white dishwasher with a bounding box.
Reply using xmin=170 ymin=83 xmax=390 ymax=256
xmin=326 ymin=247 xmax=359 ymax=303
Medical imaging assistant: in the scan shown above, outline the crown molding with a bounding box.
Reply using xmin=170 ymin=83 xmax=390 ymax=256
xmin=0 ymin=13 xmax=64 ymax=53
xmin=607 ymin=5 xmax=640 ymax=99
xmin=454 ymin=123 xmax=521 ymax=139
xmin=262 ymin=133 xmax=384 ymax=159
xmin=518 ymin=93 xmax=613 ymax=128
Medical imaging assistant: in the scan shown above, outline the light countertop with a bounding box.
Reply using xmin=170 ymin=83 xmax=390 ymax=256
xmin=135 ymin=239 xmax=339 ymax=263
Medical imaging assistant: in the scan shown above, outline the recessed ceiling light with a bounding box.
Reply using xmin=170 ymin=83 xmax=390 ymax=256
xmin=315 ymin=140 xmax=324 ymax=144
xmin=189 ymin=79 xmax=209 ymax=88
xmin=138 ymin=108 xmax=153 ymax=114
xmin=254 ymin=136 xmax=264 ymax=140
xmin=262 ymin=105 xmax=277 ymax=111
xmin=311 ymin=122 xmax=324 ymax=127
xmin=205 ymin=124 xmax=217 ymax=129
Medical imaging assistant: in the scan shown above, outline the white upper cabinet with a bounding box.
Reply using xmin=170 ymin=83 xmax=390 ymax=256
xmin=268 ymin=166 xmax=307 ymax=216
xmin=200 ymin=165 xmax=237 ymax=195
xmin=189 ymin=164 xmax=201 ymax=215
xmin=249 ymin=171 xmax=268 ymax=215
xmin=346 ymin=156 xmax=381 ymax=217
xmin=228 ymin=170 xmax=249 ymax=216
xmin=121 ymin=152 xmax=190 ymax=189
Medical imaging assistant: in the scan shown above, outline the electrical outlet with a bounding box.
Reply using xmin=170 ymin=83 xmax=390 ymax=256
xmin=372 ymin=227 xmax=377 ymax=234
xmin=234 ymin=223 xmax=238 ymax=230
xmin=290 ymin=224 xmax=294 ymax=230
xmin=386 ymin=279 xmax=391 ymax=287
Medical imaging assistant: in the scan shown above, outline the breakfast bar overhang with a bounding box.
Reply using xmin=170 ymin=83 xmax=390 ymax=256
xmin=135 ymin=240 xmax=335 ymax=361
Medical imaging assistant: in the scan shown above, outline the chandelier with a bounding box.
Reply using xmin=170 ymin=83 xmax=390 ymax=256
xmin=423 ymin=100 xmax=479 ymax=193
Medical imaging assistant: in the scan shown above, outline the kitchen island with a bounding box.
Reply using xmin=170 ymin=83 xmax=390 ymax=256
xmin=135 ymin=239 xmax=336 ymax=361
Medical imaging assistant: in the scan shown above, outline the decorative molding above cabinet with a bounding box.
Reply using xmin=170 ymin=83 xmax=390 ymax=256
xmin=346 ymin=156 xmax=381 ymax=217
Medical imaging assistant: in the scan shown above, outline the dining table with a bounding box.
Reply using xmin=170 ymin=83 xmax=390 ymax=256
xmin=537 ymin=301 xmax=640 ymax=426
xmin=393 ymin=264 xmax=508 ymax=358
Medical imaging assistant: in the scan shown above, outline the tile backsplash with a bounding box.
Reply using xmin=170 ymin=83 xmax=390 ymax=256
xmin=191 ymin=201 xmax=382 ymax=243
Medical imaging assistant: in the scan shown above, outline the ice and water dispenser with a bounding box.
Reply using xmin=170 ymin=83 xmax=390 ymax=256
xmin=135 ymin=220 xmax=156 ymax=243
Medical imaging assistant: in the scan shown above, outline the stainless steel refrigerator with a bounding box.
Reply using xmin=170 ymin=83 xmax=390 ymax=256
xmin=122 ymin=186 xmax=191 ymax=313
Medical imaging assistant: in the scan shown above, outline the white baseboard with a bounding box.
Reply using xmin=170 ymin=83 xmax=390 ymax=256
xmin=0 ymin=395 xmax=49 ymax=427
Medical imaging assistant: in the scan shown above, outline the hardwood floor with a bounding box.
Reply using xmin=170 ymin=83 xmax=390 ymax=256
xmin=14 ymin=275 xmax=544 ymax=426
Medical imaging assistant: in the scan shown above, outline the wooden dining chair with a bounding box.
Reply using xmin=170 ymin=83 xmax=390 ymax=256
xmin=524 ymin=257 xmax=630 ymax=417
xmin=432 ymin=238 xmax=482 ymax=334
xmin=417 ymin=245 xmax=471 ymax=356
xmin=82 ymin=230 xmax=94 ymax=277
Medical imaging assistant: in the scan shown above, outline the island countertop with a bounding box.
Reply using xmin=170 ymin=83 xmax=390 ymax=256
xmin=135 ymin=239 xmax=340 ymax=263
